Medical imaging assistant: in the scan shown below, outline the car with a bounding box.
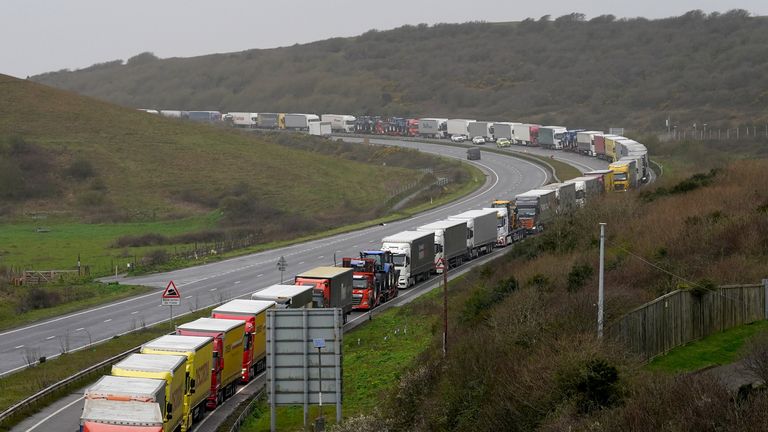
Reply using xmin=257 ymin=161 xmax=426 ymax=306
xmin=451 ymin=134 xmax=467 ymax=143
xmin=496 ymin=138 xmax=511 ymax=148
xmin=472 ymin=136 xmax=486 ymax=145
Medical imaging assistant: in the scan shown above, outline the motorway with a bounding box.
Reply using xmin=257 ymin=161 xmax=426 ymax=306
xmin=6 ymin=139 xmax=608 ymax=431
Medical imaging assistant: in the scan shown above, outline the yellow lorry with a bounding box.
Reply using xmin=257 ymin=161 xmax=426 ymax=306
xmin=609 ymin=160 xmax=637 ymax=191
xmin=176 ymin=318 xmax=245 ymax=408
xmin=141 ymin=335 xmax=213 ymax=431
xmin=211 ymin=299 xmax=275 ymax=383
xmin=111 ymin=353 xmax=187 ymax=432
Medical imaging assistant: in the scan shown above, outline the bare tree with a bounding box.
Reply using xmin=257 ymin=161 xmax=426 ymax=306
xmin=58 ymin=329 xmax=71 ymax=354
xmin=743 ymin=332 xmax=768 ymax=383
xmin=23 ymin=347 xmax=40 ymax=366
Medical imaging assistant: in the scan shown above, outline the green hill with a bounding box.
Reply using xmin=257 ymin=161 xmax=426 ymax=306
xmin=0 ymin=74 xmax=420 ymax=224
xmin=32 ymin=10 xmax=768 ymax=131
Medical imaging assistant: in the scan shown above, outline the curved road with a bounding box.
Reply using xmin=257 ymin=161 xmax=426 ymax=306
xmin=9 ymin=139 xmax=608 ymax=432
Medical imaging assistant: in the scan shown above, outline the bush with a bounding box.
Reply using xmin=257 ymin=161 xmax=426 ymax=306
xmin=17 ymin=287 xmax=62 ymax=312
xmin=557 ymin=358 xmax=621 ymax=414
xmin=65 ymin=158 xmax=95 ymax=180
xmin=567 ymin=263 xmax=594 ymax=293
xmin=142 ymin=249 xmax=169 ymax=266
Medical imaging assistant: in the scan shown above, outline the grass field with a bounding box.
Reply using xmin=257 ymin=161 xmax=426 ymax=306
xmin=646 ymin=320 xmax=768 ymax=374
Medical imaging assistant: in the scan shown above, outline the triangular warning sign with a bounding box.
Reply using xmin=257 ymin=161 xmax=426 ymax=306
xmin=162 ymin=280 xmax=181 ymax=298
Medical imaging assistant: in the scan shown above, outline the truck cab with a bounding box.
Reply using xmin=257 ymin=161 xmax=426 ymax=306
xmin=342 ymin=257 xmax=379 ymax=311
xmin=360 ymin=250 xmax=399 ymax=303
xmin=609 ymin=161 xmax=636 ymax=191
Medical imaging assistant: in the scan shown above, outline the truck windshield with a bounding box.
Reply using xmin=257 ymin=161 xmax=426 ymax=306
xmin=518 ymin=207 xmax=536 ymax=217
xmin=353 ymin=279 xmax=368 ymax=289
xmin=392 ymin=254 xmax=406 ymax=266
xmin=614 ymin=173 xmax=627 ymax=181
xmin=362 ymin=253 xmax=382 ymax=266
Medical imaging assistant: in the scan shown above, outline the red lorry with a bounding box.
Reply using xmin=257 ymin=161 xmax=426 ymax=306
xmin=342 ymin=257 xmax=379 ymax=311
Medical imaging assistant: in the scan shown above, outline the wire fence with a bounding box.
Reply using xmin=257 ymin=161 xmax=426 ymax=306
xmin=662 ymin=124 xmax=768 ymax=141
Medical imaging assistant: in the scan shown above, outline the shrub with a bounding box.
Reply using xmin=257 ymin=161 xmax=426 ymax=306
xmin=557 ymin=358 xmax=621 ymax=414
xmin=17 ymin=287 xmax=62 ymax=312
xmin=567 ymin=263 xmax=594 ymax=293
xmin=65 ymin=158 xmax=95 ymax=180
xmin=141 ymin=249 xmax=169 ymax=266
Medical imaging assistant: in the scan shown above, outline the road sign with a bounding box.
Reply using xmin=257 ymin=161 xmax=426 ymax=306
xmin=161 ymin=280 xmax=181 ymax=306
xmin=435 ymin=258 xmax=446 ymax=272
xmin=277 ymin=256 xmax=287 ymax=272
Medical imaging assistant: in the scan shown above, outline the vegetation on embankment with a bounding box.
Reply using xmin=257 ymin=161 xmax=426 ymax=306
xmin=33 ymin=10 xmax=768 ymax=132
xmin=329 ymin=155 xmax=768 ymax=431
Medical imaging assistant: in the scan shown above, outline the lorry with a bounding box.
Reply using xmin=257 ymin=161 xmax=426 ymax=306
xmin=448 ymin=209 xmax=498 ymax=259
xmin=576 ymin=131 xmax=603 ymax=156
xmin=381 ymin=231 xmax=436 ymax=288
xmin=176 ymin=318 xmax=246 ymax=408
xmin=321 ymin=114 xmax=356 ymax=133
xmin=617 ymin=140 xmax=649 ymax=182
xmin=562 ymin=129 xmax=586 ymax=151
xmin=467 ymin=147 xmax=481 ymax=160
xmin=84 ymin=376 xmax=169 ymax=429
xmin=602 ymin=135 xmax=625 ymax=162
xmin=488 ymin=201 xmax=527 ymax=246
xmin=447 ymin=119 xmax=474 ymax=138
xmin=251 ymin=284 xmax=314 ymax=308
xmin=187 ymin=111 xmax=222 ymax=123
xmin=140 ymin=335 xmax=213 ymax=430
xmin=492 ymin=122 xmax=520 ymax=140
xmin=224 ymin=112 xmax=258 ymax=128
xmin=110 ymin=354 xmax=186 ymax=432
xmin=418 ymin=118 xmax=447 ymax=138
xmin=285 ymin=113 xmax=320 ymax=130
xmin=564 ymin=176 xmax=604 ymax=207
xmin=538 ymin=126 xmax=568 ymax=149
xmin=159 ymin=110 xmax=188 ymax=119
xmin=342 ymin=257 xmax=380 ymax=311
xmin=593 ymin=134 xmax=606 ymax=159
xmin=583 ymin=169 xmax=615 ymax=193
xmin=540 ymin=182 xmax=577 ymax=214
xmin=513 ymin=124 xmax=540 ymax=146
xmin=417 ymin=219 xmax=468 ymax=272
xmin=295 ymin=266 xmax=354 ymax=319
xmin=468 ymin=121 xmax=494 ymax=140
xmin=359 ymin=250 xmax=399 ymax=302
xmin=258 ymin=113 xmax=286 ymax=129
xmin=80 ymin=399 xmax=164 ymax=432
xmin=515 ymin=189 xmax=557 ymax=232
xmin=609 ymin=160 xmax=637 ymax=191
xmin=211 ymin=300 xmax=276 ymax=382
xmin=308 ymin=121 xmax=332 ymax=136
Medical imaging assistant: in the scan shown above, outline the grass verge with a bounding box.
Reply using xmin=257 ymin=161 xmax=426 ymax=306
xmin=646 ymin=320 xmax=768 ymax=374
xmin=0 ymin=306 xmax=216 ymax=431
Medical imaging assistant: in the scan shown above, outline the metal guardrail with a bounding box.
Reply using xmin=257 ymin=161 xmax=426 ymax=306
xmin=0 ymin=345 xmax=141 ymax=423
xmin=228 ymin=389 xmax=266 ymax=432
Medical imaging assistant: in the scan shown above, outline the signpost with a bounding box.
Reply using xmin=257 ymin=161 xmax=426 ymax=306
xmin=161 ymin=280 xmax=181 ymax=330
xmin=277 ymin=256 xmax=287 ymax=284
xmin=436 ymin=258 xmax=448 ymax=356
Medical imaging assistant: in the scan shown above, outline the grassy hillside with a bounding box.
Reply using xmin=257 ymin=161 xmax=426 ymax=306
xmin=33 ymin=10 xmax=768 ymax=131
xmin=326 ymin=153 xmax=768 ymax=431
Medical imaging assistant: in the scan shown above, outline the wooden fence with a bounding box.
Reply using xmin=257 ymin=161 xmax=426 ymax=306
xmin=607 ymin=280 xmax=768 ymax=361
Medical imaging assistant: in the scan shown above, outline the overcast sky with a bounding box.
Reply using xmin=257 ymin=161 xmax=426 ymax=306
xmin=2 ymin=0 xmax=765 ymax=78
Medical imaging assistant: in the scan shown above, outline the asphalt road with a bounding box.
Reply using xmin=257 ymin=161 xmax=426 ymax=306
xmin=6 ymin=139 xmax=608 ymax=431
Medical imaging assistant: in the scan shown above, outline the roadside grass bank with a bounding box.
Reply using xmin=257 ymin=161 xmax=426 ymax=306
xmin=0 ymin=307 xmax=215 ymax=430
xmin=0 ymin=281 xmax=151 ymax=332
xmin=237 ymin=289 xmax=442 ymax=431
xmin=646 ymin=320 xmax=768 ymax=374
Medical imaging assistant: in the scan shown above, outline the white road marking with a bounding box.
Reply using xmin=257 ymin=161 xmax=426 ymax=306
xmin=131 ymin=311 xmax=139 ymax=314
xmin=25 ymin=395 xmax=85 ymax=431
xmin=103 ymin=319 xmax=112 ymax=323
xmin=185 ymin=295 xmax=193 ymax=299
xmin=14 ymin=345 xmax=24 ymax=349
xmin=234 ymin=281 xmax=241 ymax=284
xmin=210 ymin=288 xmax=217 ymax=291
xmin=298 ymin=261 xmax=305 ymax=265
xmin=75 ymin=328 xmax=84 ymax=332
xmin=45 ymin=336 xmax=55 ymax=340
xmin=318 ymin=256 xmax=324 ymax=259
xmin=257 ymin=274 xmax=263 ymax=277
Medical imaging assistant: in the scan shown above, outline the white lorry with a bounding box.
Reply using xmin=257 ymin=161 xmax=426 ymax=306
xmin=309 ymin=121 xmax=332 ymax=136
xmin=224 ymin=112 xmax=258 ymax=128
xmin=417 ymin=220 xmax=468 ymax=272
xmin=418 ymin=118 xmax=448 ymax=138
xmin=321 ymin=114 xmax=356 ymax=133
xmin=576 ymin=131 xmax=603 ymax=156
xmin=447 ymin=119 xmax=475 ymax=138
xmin=381 ymin=231 xmax=436 ymax=288
xmin=285 ymin=113 xmax=320 ymax=130
xmin=448 ymin=209 xmax=498 ymax=259
xmin=564 ymin=176 xmax=604 ymax=207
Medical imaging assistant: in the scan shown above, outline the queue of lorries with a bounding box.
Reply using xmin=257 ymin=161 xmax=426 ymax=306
xmin=78 ymin=168 xmax=616 ymax=431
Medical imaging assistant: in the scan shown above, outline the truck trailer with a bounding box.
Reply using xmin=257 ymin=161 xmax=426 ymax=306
xmin=176 ymin=318 xmax=246 ymax=408
xmin=211 ymin=300 xmax=276 ymax=382
xmin=539 ymin=126 xmax=568 ymax=149
xmin=540 ymin=182 xmax=577 ymax=214
xmin=417 ymin=219 xmax=468 ymax=272
xmin=576 ymin=131 xmax=603 ymax=156
xmin=140 ymin=335 xmax=213 ymax=430
xmin=515 ymin=189 xmax=557 ymax=232
xmin=80 ymin=399 xmax=164 ymax=432
xmin=513 ymin=124 xmax=540 ymax=146
xmin=418 ymin=118 xmax=447 ymax=138
xmin=448 ymin=209 xmax=498 ymax=259
xmin=359 ymin=250 xmax=399 ymax=304
xmin=285 ymin=113 xmax=320 ymax=130
xmin=110 ymin=354 xmax=186 ymax=432
xmin=84 ymin=376 xmax=168 ymax=429
xmin=492 ymin=122 xmax=520 ymax=140
xmin=564 ymin=176 xmax=604 ymax=207
xmin=468 ymin=121 xmax=494 ymax=140
xmin=187 ymin=111 xmax=222 ymax=123
xmin=251 ymin=284 xmax=314 ymax=308
xmin=447 ymin=119 xmax=474 ymax=137
xmin=225 ymin=112 xmax=258 ymax=128
xmin=308 ymin=121 xmax=332 ymax=136
xmin=381 ymin=231 xmax=436 ymax=288
xmin=321 ymin=114 xmax=356 ymax=132
xmin=583 ymin=169 xmax=615 ymax=193
xmin=295 ymin=266 xmax=354 ymax=319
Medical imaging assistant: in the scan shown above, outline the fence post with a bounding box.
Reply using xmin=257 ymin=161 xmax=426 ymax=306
xmin=764 ymin=279 xmax=768 ymax=320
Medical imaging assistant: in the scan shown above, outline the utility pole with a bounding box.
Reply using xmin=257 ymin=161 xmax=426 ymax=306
xmin=598 ymin=223 xmax=606 ymax=339
xmin=440 ymin=258 xmax=448 ymax=356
